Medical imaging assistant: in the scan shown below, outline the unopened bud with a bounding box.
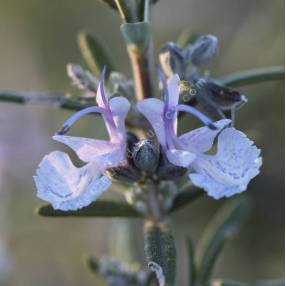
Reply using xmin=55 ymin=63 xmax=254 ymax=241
xmin=67 ymin=63 xmax=98 ymax=92
xmin=188 ymin=35 xmax=218 ymax=66
xmin=157 ymin=150 xmax=187 ymax=180
xmin=132 ymin=140 xmax=160 ymax=172
xmin=159 ymin=42 xmax=185 ymax=79
xmin=197 ymin=79 xmax=247 ymax=110
xmin=109 ymin=72 xmax=134 ymax=99
xmin=105 ymin=163 xmax=141 ymax=183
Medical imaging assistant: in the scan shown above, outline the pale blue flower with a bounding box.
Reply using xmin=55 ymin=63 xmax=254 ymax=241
xmin=34 ymin=69 xmax=130 ymax=210
xmin=137 ymin=74 xmax=262 ymax=199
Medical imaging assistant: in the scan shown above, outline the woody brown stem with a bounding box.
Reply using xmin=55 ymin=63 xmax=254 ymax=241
xmin=127 ymin=46 xmax=154 ymax=100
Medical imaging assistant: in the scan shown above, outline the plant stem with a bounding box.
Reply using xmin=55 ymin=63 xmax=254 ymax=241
xmin=127 ymin=46 xmax=154 ymax=100
xmin=0 ymin=90 xmax=90 ymax=111
xmin=219 ymin=66 xmax=284 ymax=87
xmin=146 ymin=180 xmax=164 ymax=223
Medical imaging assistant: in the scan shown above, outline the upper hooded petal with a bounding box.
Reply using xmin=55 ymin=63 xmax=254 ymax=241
xmin=167 ymin=74 xmax=180 ymax=109
xmin=109 ymin=96 xmax=130 ymax=141
xmin=34 ymin=151 xmax=111 ymax=210
xmin=178 ymin=119 xmax=231 ymax=154
xmin=166 ymin=75 xmax=180 ymax=134
xmin=53 ymin=135 xmax=124 ymax=168
xmin=137 ymin=98 xmax=166 ymax=146
xmin=189 ymin=128 xmax=262 ymax=199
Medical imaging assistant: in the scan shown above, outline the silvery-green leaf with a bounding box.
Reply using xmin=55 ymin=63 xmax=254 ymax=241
xmin=36 ymin=200 xmax=142 ymax=218
xmin=195 ymin=198 xmax=251 ymax=285
xmin=120 ymin=22 xmax=151 ymax=53
xmin=77 ymin=31 xmax=115 ymax=77
xmin=144 ymin=222 xmax=176 ymax=286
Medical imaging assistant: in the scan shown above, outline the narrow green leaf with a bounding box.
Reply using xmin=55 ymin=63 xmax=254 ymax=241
xmin=144 ymin=221 xmax=176 ymax=286
xmin=77 ymin=31 xmax=115 ymax=77
xmin=0 ymin=90 xmax=91 ymax=111
xmin=98 ymin=0 xmax=118 ymax=10
xmin=209 ymin=279 xmax=249 ymax=286
xmin=36 ymin=201 xmax=142 ymax=218
xmin=195 ymin=198 xmax=251 ymax=285
xmin=168 ymin=184 xmax=204 ymax=214
xmin=253 ymin=279 xmax=285 ymax=286
xmin=219 ymin=66 xmax=284 ymax=87
xmin=84 ymin=255 xmax=99 ymax=273
xmin=186 ymin=237 xmax=197 ymax=286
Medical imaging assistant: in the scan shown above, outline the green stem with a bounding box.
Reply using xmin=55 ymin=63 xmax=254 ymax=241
xmin=0 ymin=90 xmax=91 ymax=111
xmin=219 ymin=66 xmax=284 ymax=87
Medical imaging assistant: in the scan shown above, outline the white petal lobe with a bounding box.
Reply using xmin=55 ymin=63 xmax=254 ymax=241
xmin=190 ymin=128 xmax=262 ymax=198
xmin=34 ymin=151 xmax=111 ymax=210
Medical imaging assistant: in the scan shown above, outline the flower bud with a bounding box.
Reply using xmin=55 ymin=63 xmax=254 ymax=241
xmin=109 ymin=72 xmax=134 ymax=99
xmin=196 ymin=79 xmax=247 ymax=110
xmin=132 ymin=140 xmax=160 ymax=172
xmin=105 ymin=163 xmax=141 ymax=183
xmin=159 ymin=42 xmax=185 ymax=79
xmin=188 ymin=35 xmax=218 ymax=66
xmin=157 ymin=150 xmax=187 ymax=180
xmin=67 ymin=63 xmax=98 ymax=92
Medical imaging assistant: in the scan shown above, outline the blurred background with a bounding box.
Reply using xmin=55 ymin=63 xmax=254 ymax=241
xmin=0 ymin=0 xmax=284 ymax=285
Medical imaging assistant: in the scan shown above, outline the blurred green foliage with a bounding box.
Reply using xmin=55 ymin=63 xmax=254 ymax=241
xmin=0 ymin=0 xmax=284 ymax=285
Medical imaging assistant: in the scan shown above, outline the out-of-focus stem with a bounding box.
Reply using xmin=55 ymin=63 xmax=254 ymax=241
xmin=0 ymin=90 xmax=90 ymax=111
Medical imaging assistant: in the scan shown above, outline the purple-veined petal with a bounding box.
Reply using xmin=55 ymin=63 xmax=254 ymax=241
xmin=109 ymin=96 xmax=130 ymax=142
xmin=96 ymin=66 xmax=109 ymax=109
xmin=166 ymin=149 xmax=196 ymax=167
xmin=189 ymin=128 xmax=262 ymax=199
xmin=137 ymin=98 xmax=166 ymax=146
xmin=53 ymin=135 xmax=125 ymax=168
xmin=167 ymin=74 xmax=180 ymax=109
xmin=34 ymin=151 xmax=111 ymax=210
xmin=178 ymin=119 xmax=231 ymax=153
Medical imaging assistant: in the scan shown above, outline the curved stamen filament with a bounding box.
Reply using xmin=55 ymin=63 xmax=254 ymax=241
xmin=56 ymin=106 xmax=105 ymax=135
xmin=175 ymin=104 xmax=217 ymax=130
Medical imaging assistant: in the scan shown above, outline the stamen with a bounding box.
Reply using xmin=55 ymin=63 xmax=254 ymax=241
xmin=56 ymin=106 xmax=105 ymax=135
xmin=175 ymin=104 xmax=217 ymax=130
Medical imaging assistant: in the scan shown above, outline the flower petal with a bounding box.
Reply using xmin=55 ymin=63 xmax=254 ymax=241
xmin=109 ymin=96 xmax=130 ymax=140
xmin=189 ymin=128 xmax=262 ymax=199
xmin=178 ymin=119 xmax=231 ymax=153
xmin=166 ymin=149 xmax=196 ymax=167
xmin=53 ymin=135 xmax=116 ymax=161
xmin=189 ymin=173 xmax=247 ymax=199
xmin=167 ymin=74 xmax=180 ymax=109
xmin=34 ymin=151 xmax=111 ymax=210
xmin=136 ymin=98 xmax=166 ymax=146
